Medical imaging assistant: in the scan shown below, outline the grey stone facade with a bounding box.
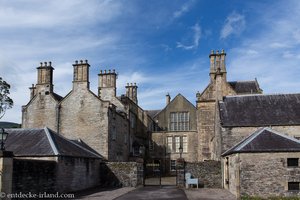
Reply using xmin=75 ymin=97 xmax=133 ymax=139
xmin=224 ymin=152 xmax=300 ymax=198
xmin=150 ymin=94 xmax=198 ymax=174
xmin=22 ymin=60 xmax=153 ymax=161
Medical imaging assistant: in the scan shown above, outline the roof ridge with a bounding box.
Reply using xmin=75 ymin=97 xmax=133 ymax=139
xmin=228 ymin=80 xmax=256 ymax=83
xmin=44 ymin=127 xmax=59 ymax=155
xmin=224 ymin=93 xmax=300 ymax=98
xmin=235 ymin=127 xmax=266 ymax=151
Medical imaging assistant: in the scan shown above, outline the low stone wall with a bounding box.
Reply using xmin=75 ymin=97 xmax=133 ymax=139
xmin=56 ymin=157 xmax=101 ymax=192
xmin=185 ymin=161 xmax=221 ymax=188
xmin=101 ymin=162 xmax=143 ymax=187
xmin=12 ymin=159 xmax=56 ymax=193
xmin=12 ymin=157 xmax=101 ymax=193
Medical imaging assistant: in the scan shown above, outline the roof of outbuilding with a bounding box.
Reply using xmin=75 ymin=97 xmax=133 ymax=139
xmin=222 ymin=127 xmax=300 ymax=156
xmin=219 ymin=93 xmax=300 ymax=127
xmin=4 ymin=128 xmax=102 ymax=159
xmin=228 ymin=80 xmax=261 ymax=94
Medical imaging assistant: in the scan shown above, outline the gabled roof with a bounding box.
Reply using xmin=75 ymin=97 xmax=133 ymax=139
xmin=228 ymin=80 xmax=262 ymax=94
xmin=219 ymin=93 xmax=300 ymax=127
xmin=153 ymin=93 xmax=196 ymax=118
xmin=222 ymin=127 xmax=300 ymax=156
xmin=5 ymin=127 xmax=102 ymax=159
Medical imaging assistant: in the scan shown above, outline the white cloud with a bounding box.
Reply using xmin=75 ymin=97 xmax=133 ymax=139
xmin=177 ymin=23 xmax=201 ymax=50
xmin=173 ymin=0 xmax=195 ymax=19
xmin=220 ymin=12 xmax=246 ymax=39
xmin=0 ymin=0 xmax=122 ymax=28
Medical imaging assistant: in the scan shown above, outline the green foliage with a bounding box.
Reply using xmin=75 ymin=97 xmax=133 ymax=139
xmin=242 ymin=196 xmax=300 ymax=200
xmin=0 ymin=77 xmax=13 ymax=119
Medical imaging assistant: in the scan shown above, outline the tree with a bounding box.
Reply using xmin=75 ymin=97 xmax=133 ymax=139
xmin=0 ymin=77 xmax=13 ymax=119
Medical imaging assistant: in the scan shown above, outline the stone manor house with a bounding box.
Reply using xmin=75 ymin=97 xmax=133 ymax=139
xmin=6 ymin=49 xmax=300 ymax=198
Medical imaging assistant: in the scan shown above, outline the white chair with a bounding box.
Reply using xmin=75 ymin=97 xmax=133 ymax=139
xmin=185 ymin=173 xmax=198 ymax=188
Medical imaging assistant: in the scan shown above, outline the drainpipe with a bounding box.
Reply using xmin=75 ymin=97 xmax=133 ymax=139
xmin=56 ymin=104 xmax=61 ymax=134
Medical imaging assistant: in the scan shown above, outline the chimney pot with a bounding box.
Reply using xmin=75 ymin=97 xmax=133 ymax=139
xmin=75 ymin=60 xmax=78 ymax=64
xmin=80 ymin=60 xmax=83 ymax=64
xmin=49 ymin=61 xmax=52 ymax=66
xmin=85 ymin=59 xmax=88 ymax=63
xmin=40 ymin=62 xmax=43 ymax=67
xmin=44 ymin=62 xmax=47 ymax=66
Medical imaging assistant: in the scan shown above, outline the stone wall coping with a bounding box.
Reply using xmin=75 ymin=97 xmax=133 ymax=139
xmin=0 ymin=150 xmax=14 ymax=157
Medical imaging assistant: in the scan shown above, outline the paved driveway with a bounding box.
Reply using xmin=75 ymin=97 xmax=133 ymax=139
xmin=115 ymin=186 xmax=187 ymax=200
xmin=76 ymin=187 xmax=236 ymax=200
xmin=185 ymin=188 xmax=236 ymax=200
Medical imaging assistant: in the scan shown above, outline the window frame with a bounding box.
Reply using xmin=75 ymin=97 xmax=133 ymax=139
xmin=169 ymin=112 xmax=190 ymax=131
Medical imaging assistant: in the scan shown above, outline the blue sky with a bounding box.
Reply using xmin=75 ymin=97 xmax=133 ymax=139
xmin=1 ymin=0 xmax=300 ymax=123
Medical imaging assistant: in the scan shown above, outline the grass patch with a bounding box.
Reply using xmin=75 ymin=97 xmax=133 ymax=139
xmin=241 ymin=196 xmax=300 ymax=200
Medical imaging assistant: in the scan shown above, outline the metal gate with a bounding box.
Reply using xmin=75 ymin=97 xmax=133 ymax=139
xmin=144 ymin=160 xmax=161 ymax=186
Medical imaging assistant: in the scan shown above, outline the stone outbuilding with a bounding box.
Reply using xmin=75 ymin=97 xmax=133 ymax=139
xmin=222 ymin=127 xmax=300 ymax=198
xmin=5 ymin=127 xmax=103 ymax=193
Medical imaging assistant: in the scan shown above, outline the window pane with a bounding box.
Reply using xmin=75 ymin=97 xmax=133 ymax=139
xmin=287 ymin=158 xmax=299 ymax=167
xmin=170 ymin=160 xmax=176 ymax=171
xmin=182 ymin=136 xmax=188 ymax=153
xmin=288 ymin=182 xmax=300 ymax=190
xmin=175 ymin=136 xmax=180 ymax=152
xmin=167 ymin=137 xmax=172 ymax=153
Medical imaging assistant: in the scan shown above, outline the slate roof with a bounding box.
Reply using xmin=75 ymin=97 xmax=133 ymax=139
xmin=222 ymin=127 xmax=300 ymax=156
xmin=4 ymin=127 xmax=102 ymax=159
xmin=146 ymin=110 xmax=161 ymax=119
xmin=219 ymin=93 xmax=300 ymax=127
xmin=228 ymin=81 xmax=261 ymax=94
xmin=52 ymin=93 xmax=63 ymax=101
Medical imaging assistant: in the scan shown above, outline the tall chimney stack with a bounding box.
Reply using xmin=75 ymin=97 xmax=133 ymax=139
xmin=166 ymin=93 xmax=171 ymax=105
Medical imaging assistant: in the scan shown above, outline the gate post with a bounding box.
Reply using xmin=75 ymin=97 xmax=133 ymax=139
xmin=176 ymin=158 xmax=185 ymax=187
xmin=0 ymin=151 xmax=14 ymax=199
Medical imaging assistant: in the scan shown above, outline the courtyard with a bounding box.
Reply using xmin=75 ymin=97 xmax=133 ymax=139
xmin=76 ymin=187 xmax=236 ymax=200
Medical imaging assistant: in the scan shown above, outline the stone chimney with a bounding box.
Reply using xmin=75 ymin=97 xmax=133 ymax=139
xmin=125 ymin=83 xmax=138 ymax=104
xmin=98 ymin=69 xmax=117 ymax=101
xmin=29 ymin=84 xmax=36 ymax=99
xmin=35 ymin=61 xmax=54 ymax=94
xmin=166 ymin=93 xmax=171 ymax=105
xmin=73 ymin=60 xmax=90 ymax=89
xmin=209 ymin=49 xmax=227 ymax=82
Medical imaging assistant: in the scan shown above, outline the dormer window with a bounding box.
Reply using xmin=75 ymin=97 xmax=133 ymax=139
xmin=169 ymin=112 xmax=189 ymax=131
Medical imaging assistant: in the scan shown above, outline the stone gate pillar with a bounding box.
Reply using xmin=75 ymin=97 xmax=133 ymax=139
xmin=0 ymin=151 xmax=13 ymax=199
xmin=176 ymin=158 xmax=185 ymax=187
